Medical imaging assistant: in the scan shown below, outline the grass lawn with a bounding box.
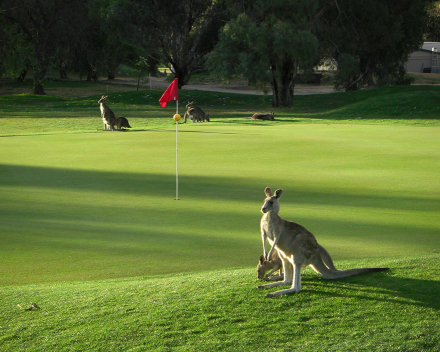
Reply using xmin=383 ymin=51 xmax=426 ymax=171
xmin=0 ymin=79 xmax=439 ymax=351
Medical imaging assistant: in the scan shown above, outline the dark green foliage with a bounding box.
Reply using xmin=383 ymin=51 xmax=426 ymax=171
xmin=207 ymin=0 xmax=322 ymax=107
xmin=320 ymin=0 xmax=435 ymax=90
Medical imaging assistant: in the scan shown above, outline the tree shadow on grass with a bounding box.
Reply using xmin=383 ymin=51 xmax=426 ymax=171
xmin=1 ymin=164 xmax=438 ymax=214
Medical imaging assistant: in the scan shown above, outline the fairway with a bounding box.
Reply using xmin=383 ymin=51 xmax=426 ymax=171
xmin=1 ymin=122 xmax=439 ymax=286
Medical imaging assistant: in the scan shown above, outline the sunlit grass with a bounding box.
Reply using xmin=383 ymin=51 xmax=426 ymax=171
xmin=0 ymin=81 xmax=439 ymax=351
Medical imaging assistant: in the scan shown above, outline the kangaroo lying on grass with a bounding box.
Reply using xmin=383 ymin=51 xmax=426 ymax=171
xmin=258 ymin=187 xmax=389 ymax=298
xmin=251 ymin=112 xmax=274 ymax=120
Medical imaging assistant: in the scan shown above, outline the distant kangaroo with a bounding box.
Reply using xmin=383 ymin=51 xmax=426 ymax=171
xmin=98 ymin=95 xmax=116 ymax=131
xmin=183 ymin=103 xmax=210 ymax=123
xmin=251 ymin=112 xmax=274 ymax=120
xmin=116 ymin=116 xmax=131 ymax=129
xmin=258 ymin=187 xmax=389 ymax=298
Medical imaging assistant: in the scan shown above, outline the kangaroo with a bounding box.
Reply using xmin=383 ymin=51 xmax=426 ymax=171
xmin=183 ymin=102 xmax=197 ymax=123
xmin=257 ymin=250 xmax=283 ymax=281
xmin=102 ymin=116 xmax=131 ymax=130
xmin=258 ymin=187 xmax=389 ymax=298
xmin=183 ymin=106 xmax=210 ymax=123
xmin=116 ymin=116 xmax=131 ymax=129
xmin=251 ymin=112 xmax=274 ymax=120
xmin=98 ymin=95 xmax=116 ymax=131
xmin=257 ymin=245 xmax=337 ymax=281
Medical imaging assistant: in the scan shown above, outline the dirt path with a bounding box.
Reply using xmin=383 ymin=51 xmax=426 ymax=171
xmin=117 ymin=76 xmax=336 ymax=96
xmin=0 ymin=75 xmax=336 ymax=97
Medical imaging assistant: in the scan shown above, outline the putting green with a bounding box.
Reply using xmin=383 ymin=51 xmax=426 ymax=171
xmin=0 ymin=123 xmax=439 ymax=285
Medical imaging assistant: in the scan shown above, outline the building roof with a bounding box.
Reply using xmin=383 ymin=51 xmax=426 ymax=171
xmin=420 ymin=42 xmax=440 ymax=52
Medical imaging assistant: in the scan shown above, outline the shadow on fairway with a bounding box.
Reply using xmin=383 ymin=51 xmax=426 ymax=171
xmin=1 ymin=164 xmax=438 ymax=213
xmin=299 ymin=270 xmax=440 ymax=310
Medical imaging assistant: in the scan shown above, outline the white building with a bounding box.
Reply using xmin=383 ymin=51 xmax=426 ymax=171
xmin=405 ymin=42 xmax=440 ymax=73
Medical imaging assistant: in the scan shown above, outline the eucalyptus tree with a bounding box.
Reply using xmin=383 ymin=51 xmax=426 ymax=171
xmin=0 ymin=19 xmax=32 ymax=81
xmin=1 ymin=0 xmax=91 ymax=94
xmin=320 ymin=0 xmax=435 ymax=90
xmin=206 ymin=0 xmax=334 ymax=107
xmin=132 ymin=0 xmax=227 ymax=88
xmin=426 ymin=1 xmax=440 ymax=41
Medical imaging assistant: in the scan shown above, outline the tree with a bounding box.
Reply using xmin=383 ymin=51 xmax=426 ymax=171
xmin=1 ymin=0 xmax=90 ymax=94
xmin=426 ymin=1 xmax=440 ymax=41
xmin=0 ymin=19 xmax=33 ymax=81
xmin=133 ymin=0 xmax=227 ymax=89
xmin=206 ymin=0 xmax=333 ymax=107
xmin=320 ymin=0 xmax=435 ymax=90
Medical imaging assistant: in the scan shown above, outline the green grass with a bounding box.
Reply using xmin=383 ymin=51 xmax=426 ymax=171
xmin=0 ymin=81 xmax=439 ymax=351
xmin=1 ymin=256 xmax=439 ymax=351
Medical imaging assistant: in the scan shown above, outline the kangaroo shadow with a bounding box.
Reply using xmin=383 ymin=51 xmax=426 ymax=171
xmin=301 ymin=271 xmax=440 ymax=310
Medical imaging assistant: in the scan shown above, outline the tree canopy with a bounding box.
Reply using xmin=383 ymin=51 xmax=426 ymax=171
xmin=0 ymin=0 xmax=437 ymax=97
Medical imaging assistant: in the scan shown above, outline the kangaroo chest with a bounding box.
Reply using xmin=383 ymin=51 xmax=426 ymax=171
xmin=261 ymin=214 xmax=281 ymax=241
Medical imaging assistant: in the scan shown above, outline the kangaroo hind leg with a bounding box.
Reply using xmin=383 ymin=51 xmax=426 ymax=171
xmin=265 ymin=261 xmax=302 ymax=298
xmin=258 ymin=257 xmax=293 ymax=289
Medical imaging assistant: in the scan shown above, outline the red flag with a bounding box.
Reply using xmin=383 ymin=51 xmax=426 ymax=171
xmin=159 ymin=78 xmax=178 ymax=108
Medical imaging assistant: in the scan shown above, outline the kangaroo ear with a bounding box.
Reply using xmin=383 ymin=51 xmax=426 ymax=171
xmin=265 ymin=187 xmax=272 ymax=197
xmin=259 ymin=255 xmax=265 ymax=264
xmin=274 ymin=189 xmax=283 ymax=198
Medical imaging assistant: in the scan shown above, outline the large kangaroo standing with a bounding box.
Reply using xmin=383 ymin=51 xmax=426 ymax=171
xmin=258 ymin=187 xmax=389 ymax=298
xmin=98 ymin=95 xmax=116 ymax=131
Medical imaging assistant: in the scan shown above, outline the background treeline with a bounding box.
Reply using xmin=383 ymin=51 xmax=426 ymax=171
xmin=1 ymin=0 xmax=440 ymax=106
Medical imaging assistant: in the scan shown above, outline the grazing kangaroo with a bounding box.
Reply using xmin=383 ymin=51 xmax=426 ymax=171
xmin=183 ymin=106 xmax=210 ymax=123
xmin=251 ymin=112 xmax=274 ymax=120
xmin=257 ymin=245 xmax=337 ymax=281
xmin=257 ymin=250 xmax=283 ymax=281
xmin=258 ymin=187 xmax=389 ymax=298
xmin=116 ymin=116 xmax=131 ymax=129
xmin=98 ymin=95 xmax=116 ymax=131
xmin=102 ymin=116 xmax=131 ymax=130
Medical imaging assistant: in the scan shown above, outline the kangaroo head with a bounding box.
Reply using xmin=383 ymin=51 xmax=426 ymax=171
xmin=98 ymin=95 xmax=108 ymax=104
xmin=261 ymin=187 xmax=282 ymax=214
xmin=186 ymin=101 xmax=196 ymax=108
xmin=257 ymin=254 xmax=273 ymax=279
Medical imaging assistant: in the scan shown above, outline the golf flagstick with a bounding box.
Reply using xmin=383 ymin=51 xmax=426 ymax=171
xmin=175 ymin=101 xmax=179 ymax=200
xmin=158 ymin=78 xmax=180 ymax=199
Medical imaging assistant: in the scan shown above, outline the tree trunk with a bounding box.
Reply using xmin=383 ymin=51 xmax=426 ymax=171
xmin=59 ymin=63 xmax=68 ymax=79
xmin=270 ymin=58 xmax=298 ymax=108
xmin=32 ymin=62 xmax=47 ymax=95
xmin=173 ymin=66 xmax=189 ymax=89
xmin=16 ymin=65 xmax=29 ymax=82
xmin=108 ymin=58 xmax=117 ymax=80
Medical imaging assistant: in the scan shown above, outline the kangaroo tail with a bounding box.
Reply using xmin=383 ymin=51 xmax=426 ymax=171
xmin=310 ymin=254 xmax=389 ymax=280
xmin=318 ymin=244 xmax=337 ymax=271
